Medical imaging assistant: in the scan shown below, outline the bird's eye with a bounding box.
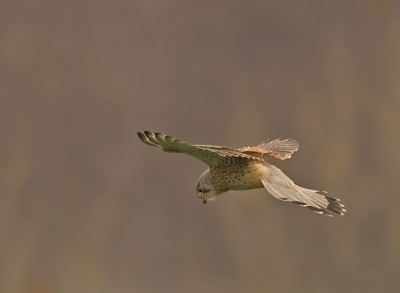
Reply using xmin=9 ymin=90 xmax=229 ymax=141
xmin=197 ymin=187 xmax=203 ymax=193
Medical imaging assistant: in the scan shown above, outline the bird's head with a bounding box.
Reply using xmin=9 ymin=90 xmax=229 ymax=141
xmin=196 ymin=169 xmax=222 ymax=204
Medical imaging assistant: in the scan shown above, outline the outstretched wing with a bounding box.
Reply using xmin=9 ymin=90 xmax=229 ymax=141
xmin=238 ymin=138 xmax=299 ymax=160
xmin=261 ymin=163 xmax=346 ymax=216
xmin=138 ymin=131 xmax=262 ymax=167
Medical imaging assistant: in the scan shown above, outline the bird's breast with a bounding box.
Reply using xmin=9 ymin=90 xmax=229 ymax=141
xmin=211 ymin=161 xmax=270 ymax=191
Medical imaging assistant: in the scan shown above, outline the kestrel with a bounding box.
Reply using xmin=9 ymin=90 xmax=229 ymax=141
xmin=138 ymin=131 xmax=346 ymax=216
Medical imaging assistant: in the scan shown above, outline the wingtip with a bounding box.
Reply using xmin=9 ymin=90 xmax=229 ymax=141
xmin=138 ymin=131 xmax=160 ymax=147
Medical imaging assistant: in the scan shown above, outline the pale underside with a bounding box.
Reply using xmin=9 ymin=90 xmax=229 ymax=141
xmin=209 ymin=161 xmax=269 ymax=191
xmin=138 ymin=131 xmax=346 ymax=216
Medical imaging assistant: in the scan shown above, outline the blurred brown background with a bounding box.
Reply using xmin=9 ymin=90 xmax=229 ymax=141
xmin=1 ymin=0 xmax=400 ymax=292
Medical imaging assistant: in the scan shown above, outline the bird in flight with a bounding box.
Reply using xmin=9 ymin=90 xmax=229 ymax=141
xmin=138 ymin=131 xmax=346 ymax=216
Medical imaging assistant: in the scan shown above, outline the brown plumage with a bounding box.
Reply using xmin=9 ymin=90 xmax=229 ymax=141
xmin=138 ymin=131 xmax=346 ymax=216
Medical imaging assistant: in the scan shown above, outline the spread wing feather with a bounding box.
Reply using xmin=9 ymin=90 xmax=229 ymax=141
xmin=138 ymin=131 xmax=262 ymax=167
xmin=261 ymin=164 xmax=346 ymax=216
xmin=238 ymin=138 xmax=299 ymax=160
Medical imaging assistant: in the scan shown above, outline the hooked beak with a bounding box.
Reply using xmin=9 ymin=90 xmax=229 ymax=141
xmin=202 ymin=199 xmax=207 ymax=204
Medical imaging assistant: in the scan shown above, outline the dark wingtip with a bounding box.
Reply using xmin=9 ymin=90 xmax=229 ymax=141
xmin=326 ymin=197 xmax=346 ymax=216
xmin=325 ymin=196 xmax=340 ymax=201
xmin=138 ymin=131 xmax=160 ymax=147
xmin=137 ymin=131 xmax=145 ymax=141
